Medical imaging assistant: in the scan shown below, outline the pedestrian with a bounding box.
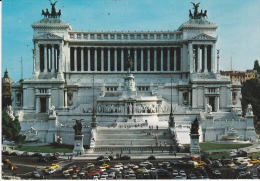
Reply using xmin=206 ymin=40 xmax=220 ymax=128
xmin=174 ymin=152 xmax=176 ymax=157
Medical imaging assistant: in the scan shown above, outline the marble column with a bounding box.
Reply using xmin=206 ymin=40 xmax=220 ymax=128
xmin=48 ymin=96 xmax=51 ymax=110
xmin=57 ymin=44 xmax=63 ymax=79
xmin=192 ymin=87 xmax=197 ymax=108
xmin=174 ymin=48 xmax=177 ymax=71
xmin=114 ymin=48 xmax=117 ymax=71
xmin=51 ymin=45 xmax=55 ymax=72
xmin=101 ymin=47 xmax=104 ymax=71
xmin=44 ymin=45 xmax=47 ymax=72
xmin=167 ymin=48 xmax=170 ymax=71
xmin=197 ymin=46 xmax=201 ymax=72
xmin=204 ymin=95 xmax=208 ymax=112
xmin=204 ymin=45 xmax=208 ymax=73
xmin=188 ymin=43 xmax=193 ymax=73
xmin=180 ymin=46 xmax=183 ymax=71
xmin=108 ymin=48 xmax=111 ymax=71
xmin=134 ymin=48 xmax=137 ymax=71
xmin=147 ymin=48 xmax=150 ymax=71
xmin=215 ymin=96 xmax=219 ymax=112
xmin=64 ymin=90 xmax=67 ymax=108
xmin=141 ymin=48 xmax=144 ymax=71
xmin=94 ymin=48 xmax=97 ymax=71
xmin=154 ymin=48 xmax=157 ymax=71
xmin=87 ymin=48 xmax=90 ymax=71
xmin=211 ymin=44 xmax=216 ymax=72
xmin=160 ymin=47 xmax=163 ymax=71
xmin=74 ymin=47 xmax=77 ymax=71
xmin=36 ymin=97 xmax=40 ymax=113
xmin=35 ymin=43 xmax=40 ymax=73
xmin=81 ymin=47 xmax=84 ymax=72
xmin=121 ymin=48 xmax=124 ymax=71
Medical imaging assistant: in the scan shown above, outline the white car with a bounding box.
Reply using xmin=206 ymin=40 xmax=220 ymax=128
xmin=114 ymin=165 xmax=123 ymax=171
xmin=172 ymin=170 xmax=179 ymax=176
xmin=46 ymin=168 xmax=56 ymax=174
xmin=100 ymin=175 xmax=107 ymax=180
xmin=101 ymin=172 xmax=109 ymax=178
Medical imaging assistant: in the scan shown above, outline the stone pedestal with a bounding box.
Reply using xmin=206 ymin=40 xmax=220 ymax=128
xmin=190 ymin=134 xmax=200 ymax=155
xmin=73 ymin=135 xmax=84 ymax=156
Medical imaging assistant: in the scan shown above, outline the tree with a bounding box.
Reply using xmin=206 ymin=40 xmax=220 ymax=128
xmin=253 ymin=60 xmax=260 ymax=73
xmin=2 ymin=111 xmax=25 ymax=143
xmin=241 ymin=78 xmax=260 ymax=130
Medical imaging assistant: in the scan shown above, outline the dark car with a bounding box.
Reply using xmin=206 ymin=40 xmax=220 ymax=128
xmin=148 ymin=155 xmax=156 ymax=160
xmin=31 ymin=152 xmax=42 ymax=157
xmin=10 ymin=152 xmax=18 ymax=156
xmin=120 ymin=155 xmax=131 ymax=160
xmin=97 ymin=155 xmax=104 ymax=161
xmin=37 ymin=157 xmax=48 ymax=162
xmin=49 ymin=155 xmax=59 ymax=160
xmin=21 ymin=152 xmax=31 ymax=157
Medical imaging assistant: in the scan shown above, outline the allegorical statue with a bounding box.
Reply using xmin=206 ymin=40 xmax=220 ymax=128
xmin=73 ymin=119 xmax=83 ymax=135
xmin=190 ymin=117 xmax=199 ymax=134
xmin=191 ymin=2 xmax=200 ymax=17
xmin=50 ymin=0 xmax=58 ymax=16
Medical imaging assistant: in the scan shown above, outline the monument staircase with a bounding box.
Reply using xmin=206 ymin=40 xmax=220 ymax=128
xmin=87 ymin=120 xmax=178 ymax=157
xmin=211 ymin=112 xmax=236 ymax=121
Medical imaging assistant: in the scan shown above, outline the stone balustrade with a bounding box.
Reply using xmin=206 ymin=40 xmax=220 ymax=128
xmin=69 ymin=31 xmax=183 ymax=41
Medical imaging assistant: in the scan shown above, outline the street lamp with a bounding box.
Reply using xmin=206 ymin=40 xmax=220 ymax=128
xmin=169 ymin=74 xmax=175 ymax=127
xmin=91 ymin=74 xmax=97 ymax=127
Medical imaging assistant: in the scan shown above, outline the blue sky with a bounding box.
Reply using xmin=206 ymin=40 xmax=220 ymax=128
xmin=2 ymin=0 xmax=260 ymax=82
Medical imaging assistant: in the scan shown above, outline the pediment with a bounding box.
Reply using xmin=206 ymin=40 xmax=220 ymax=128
xmin=34 ymin=33 xmax=63 ymax=40
xmin=191 ymin=33 xmax=216 ymax=40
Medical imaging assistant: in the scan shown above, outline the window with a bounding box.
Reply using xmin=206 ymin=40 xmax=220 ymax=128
xmin=138 ymin=86 xmax=149 ymax=91
xmin=106 ymin=87 xmax=118 ymax=92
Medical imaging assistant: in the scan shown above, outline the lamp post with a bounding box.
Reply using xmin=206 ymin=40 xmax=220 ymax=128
xmin=169 ymin=74 xmax=175 ymax=127
xmin=91 ymin=74 xmax=97 ymax=127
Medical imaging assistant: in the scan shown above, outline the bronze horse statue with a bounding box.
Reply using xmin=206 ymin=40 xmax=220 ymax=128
xmin=42 ymin=9 xmax=50 ymax=18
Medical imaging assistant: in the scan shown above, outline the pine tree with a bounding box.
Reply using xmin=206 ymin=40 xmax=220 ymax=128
xmin=253 ymin=60 xmax=260 ymax=73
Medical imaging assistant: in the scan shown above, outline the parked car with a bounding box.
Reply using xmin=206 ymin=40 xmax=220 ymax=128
xmin=21 ymin=152 xmax=31 ymax=157
xmin=37 ymin=157 xmax=48 ymax=162
xmin=50 ymin=163 xmax=60 ymax=169
xmin=45 ymin=168 xmax=56 ymax=174
xmin=63 ymin=171 xmax=71 ymax=178
xmin=31 ymin=152 xmax=42 ymax=157
xmin=103 ymin=156 xmax=110 ymax=162
xmin=31 ymin=171 xmax=41 ymax=178
xmin=172 ymin=170 xmax=179 ymax=177
xmin=120 ymin=155 xmax=131 ymax=160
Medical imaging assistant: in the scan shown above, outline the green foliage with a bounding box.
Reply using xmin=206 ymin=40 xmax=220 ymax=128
xmin=241 ymin=79 xmax=260 ymax=125
xmin=2 ymin=111 xmax=25 ymax=143
xmin=253 ymin=60 xmax=260 ymax=73
xmin=15 ymin=145 xmax=72 ymax=153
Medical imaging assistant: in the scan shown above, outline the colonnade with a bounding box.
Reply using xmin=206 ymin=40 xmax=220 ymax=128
xmin=69 ymin=47 xmax=182 ymax=72
xmin=189 ymin=44 xmax=216 ymax=73
xmin=39 ymin=44 xmax=61 ymax=73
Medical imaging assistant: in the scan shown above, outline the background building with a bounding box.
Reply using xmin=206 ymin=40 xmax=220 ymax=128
xmin=221 ymin=70 xmax=257 ymax=83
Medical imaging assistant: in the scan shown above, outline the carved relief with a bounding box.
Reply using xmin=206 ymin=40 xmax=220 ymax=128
xmin=36 ymin=33 xmax=62 ymax=39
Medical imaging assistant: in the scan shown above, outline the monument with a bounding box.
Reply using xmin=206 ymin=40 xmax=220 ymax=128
xmin=10 ymin=2 xmax=257 ymax=147
xmin=72 ymin=119 xmax=85 ymax=155
xmin=190 ymin=117 xmax=200 ymax=155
